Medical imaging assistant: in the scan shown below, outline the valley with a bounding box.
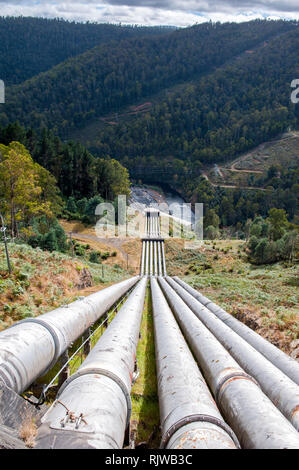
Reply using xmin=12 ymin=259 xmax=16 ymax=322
xmin=0 ymin=16 xmax=298 ymax=451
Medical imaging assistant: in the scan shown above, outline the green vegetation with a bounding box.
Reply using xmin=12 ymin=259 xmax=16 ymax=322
xmin=0 ymin=126 xmax=131 ymax=261
xmin=195 ymin=162 xmax=299 ymax=233
xmin=1 ymin=22 xmax=299 ymax=233
xmin=0 ymin=123 xmax=131 ymax=201
xmin=27 ymin=217 xmax=68 ymax=253
xmin=165 ymin=238 xmax=299 ymax=355
xmin=0 ymin=141 xmax=63 ymax=237
xmin=74 ymin=23 xmax=299 ymax=177
xmin=0 ymin=242 xmax=129 ymax=331
xmin=247 ymin=209 xmax=299 ymax=264
xmin=0 ymin=17 xmax=171 ymax=85
xmin=2 ymin=20 xmax=294 ymax=134
xmin=34 ymin=282 xmax=161 ymax=448
xmin=131 ymin=285 xmax=160 ymax=447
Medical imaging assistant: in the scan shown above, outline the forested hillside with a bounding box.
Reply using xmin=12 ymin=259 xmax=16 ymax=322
xmin=0 ymin=18 xmax=298 ymax=231
xmin=92 ymin=28 xmax=299 ymax=171
xmin=0 ymin=20 xmax=296 ymax=133
xmin=0 ymin=122 xmax=130 ymax=200
xmin=0 ymin=17 xmax=170 ymax=85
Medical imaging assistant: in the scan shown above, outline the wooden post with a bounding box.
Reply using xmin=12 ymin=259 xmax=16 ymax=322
xmin=0 ymin=214 xmax=12 ymax=274
xmin=70 ymin=232 xmax=74 ymax=257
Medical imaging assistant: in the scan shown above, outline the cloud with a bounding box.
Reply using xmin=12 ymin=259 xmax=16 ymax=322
xmin=0 ymin=1 xmax=298 ymax=26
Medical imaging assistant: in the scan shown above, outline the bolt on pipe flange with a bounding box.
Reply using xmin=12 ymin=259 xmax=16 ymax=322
xmin=56 ymin=367 xmax=132 ymax=429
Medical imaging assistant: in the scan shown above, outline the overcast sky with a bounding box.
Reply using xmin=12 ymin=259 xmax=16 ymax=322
xmin=1 ymin=1 xmax=299 ymax=26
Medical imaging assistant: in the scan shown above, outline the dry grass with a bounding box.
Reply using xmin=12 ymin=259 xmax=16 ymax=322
xmin=59 ymin=219 xmax=142 ymax=275
xmin=19 ymin=414 xmax=38 ymax=448
xmin=165 ymin=238 xmax=299 ymax=357
xmin=0 ymin=241 xmax=130 ymax=331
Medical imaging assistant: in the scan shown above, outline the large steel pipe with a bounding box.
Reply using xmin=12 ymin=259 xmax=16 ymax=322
xmin=157 ymin=214 xmax=160 ymax=236
xmin=153 ymin=242 xmax=158 ymax=276
xmin=158 ymin=277 xmax=299 ymax=448
xmin=140 ymin=241 xmax=146 ymax=276
xmin=151 ymin=278 xmax=238 ymax=449
xmin=166 ymin=277 xmax=299 ymax=432
xmin=36 ymin=277 xmax=147 ymax=449
xmin=173 ymin=276 xmax=299 ymax=384
xmin=161 ymin=242 xmax=167 ymax=276
xmin=0 ymin=276 xmax=139 ymax=394
xmin=157 ymin=242 xmax=162 ymax=277
xmin=149 ymin=241 xmax=153 ymax=276
xmin=145 ymin=241 xmax=149 ymax=276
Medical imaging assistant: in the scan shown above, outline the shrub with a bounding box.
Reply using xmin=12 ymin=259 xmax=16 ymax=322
xmin=89 ymin=251 xmax=100 ymax=264
xmin=28 ymin=217 xmax=68 ymax=253
xmin=74 ymin=242 xmax=86 ymax=256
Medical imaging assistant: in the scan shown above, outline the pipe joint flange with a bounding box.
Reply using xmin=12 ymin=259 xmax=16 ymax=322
xmin=215 ymin=371 xmax=260 ymax=404
xmin=160 ymin=413 xmax=240 ymax=449
xmin=10 ymin=318 xmax=61 ymax=372
xmin=56 ymin=367 xmax=132 ymax=429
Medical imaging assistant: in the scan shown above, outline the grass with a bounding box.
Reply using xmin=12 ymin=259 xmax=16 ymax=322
xmin=28 ymin=282 xmax=161 ymax=448
xmin=59 ymin=219 xmax=143 ymax=275
xmin=165 ymin=238 xmax=299 ymax=355
xmin=130 ymin=284 xmax=160 ymax=448
xmin=19 ymin=413 xmax=38 ymax=448
xmin=0 ymin=242 xmax=130 ymax=331
xmin=27 ymin=280 xmax=161 ymax=447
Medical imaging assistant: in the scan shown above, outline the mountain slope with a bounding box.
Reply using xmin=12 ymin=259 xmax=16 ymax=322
xmin=0 ymin=20 xmax=296 ymax=133
xmin=0 ymin=17 xmax=170 ymax=85
xmin=87 ymin=27 xmax=299 ymax=173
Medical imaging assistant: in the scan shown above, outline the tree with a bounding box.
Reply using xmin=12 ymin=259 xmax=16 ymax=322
xmin=43 ymin=230 xmax=58 ymax=252
xmin=204 ymin=209 xmax=220 ymax=228
xmin=253 ymin=238 xmax=276 ymax=264
xmin=94 ymin=158 xmax=131 ymax=201
xmin=77 ymin=198 xmax=88 ymax=215
xmin=278 ymin=230 xmax=299 ymax=262
xmin=28 ymin=217 xmax=68 ymax=253
xmin=267 ymin=208 xmax=288 ymax=241
xmin=66 ymin=197 xmax=78 ymax=214
xmin=0 ymin=141 xmax=56 ymax=237
xmin=204 ymin=225 xmax=220 ymax=240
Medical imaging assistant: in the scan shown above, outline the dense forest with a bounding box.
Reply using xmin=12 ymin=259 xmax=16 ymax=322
xmin=0 ymin=17 xmax=171 ymax=85
xmin=0 ymin=121 xmax=131 ymax=253
xmin=93 ymin=28 xmax=299 ymax=170
xmin=197 ymin=167 xmax=299 ymax=231
xmin=0 ymin=20 xmax=297 ymax=133
xmin=0 ymin=19 xmax=298 ymax=234
xmin=1 ymin=121 xmax=298 ymax=233
xmin=0 ymin=122 xmax=130 ymax=201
